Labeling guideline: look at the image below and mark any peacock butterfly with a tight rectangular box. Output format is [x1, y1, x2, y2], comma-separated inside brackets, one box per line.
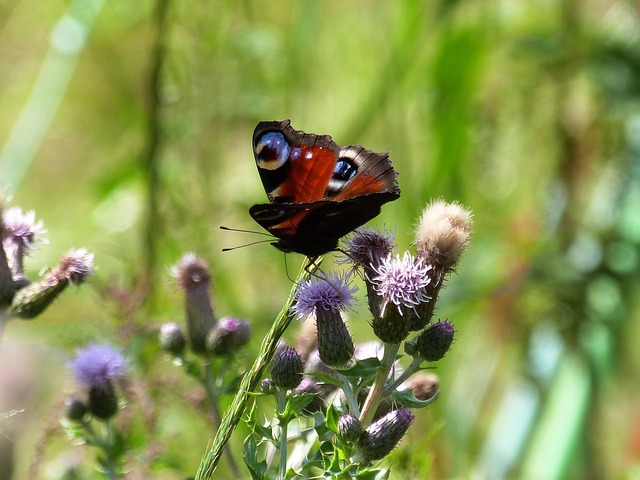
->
[249, 119, 400, 257]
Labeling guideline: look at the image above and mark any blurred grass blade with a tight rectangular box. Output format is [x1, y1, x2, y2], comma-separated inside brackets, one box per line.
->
[520, 352, 591, 480]
[0, 0, 105, 192]
[195, 256, 320, 479]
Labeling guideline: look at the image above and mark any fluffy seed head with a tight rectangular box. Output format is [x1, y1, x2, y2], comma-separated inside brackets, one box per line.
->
[1, 207, 47, 253]
[416, 200, 472, 271]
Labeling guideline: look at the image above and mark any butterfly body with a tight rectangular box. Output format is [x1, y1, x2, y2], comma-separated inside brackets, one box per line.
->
[250, 120, 400, 257]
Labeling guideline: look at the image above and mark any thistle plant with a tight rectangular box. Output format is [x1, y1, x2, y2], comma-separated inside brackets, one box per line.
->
[208, 199, 472, 479]
[63, 344, 129, 480]
[0, 199, 95, 338]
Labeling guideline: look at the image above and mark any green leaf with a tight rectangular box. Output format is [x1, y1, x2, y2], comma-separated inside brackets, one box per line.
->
[243, 434, 267, 480]
[325, 404, 340, 434]
[335, 357, 382, 378]
[285, 392, 317, 417]
[391, 387, 439, 408]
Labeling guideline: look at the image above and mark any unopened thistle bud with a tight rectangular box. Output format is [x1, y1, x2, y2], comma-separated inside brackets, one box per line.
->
[159, 322, 186, 355]
[416, 320, 455, 362]
[338, 414, 363, 443]
[172, 253, 216, 355]
[371, 253, 432, 343]
[64, 396, 88, 422]
[415, 199, 472, 273]
[357, 408, 415, 461]
[271, 347, 303, 390]
[11, 248, 95, 319]
[293, 274, 355, 367]
[69, 344, 127, 421]
[205, 316, 251, 356]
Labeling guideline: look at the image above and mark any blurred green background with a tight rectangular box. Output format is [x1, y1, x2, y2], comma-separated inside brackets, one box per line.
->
[1, 0, 640, 478]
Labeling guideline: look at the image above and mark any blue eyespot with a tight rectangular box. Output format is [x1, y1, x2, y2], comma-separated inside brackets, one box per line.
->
[256, 132, 290, 170]
[333, 158, 357, 181]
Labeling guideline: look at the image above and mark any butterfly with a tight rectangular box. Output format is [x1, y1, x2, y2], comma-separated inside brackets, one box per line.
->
[249, 120, 400, 257]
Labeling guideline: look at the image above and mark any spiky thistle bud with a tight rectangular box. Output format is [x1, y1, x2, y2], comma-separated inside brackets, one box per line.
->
[159, 322, 186, 355]
[64, 396, 88, 422]
[205, 317, 251, 356]
[293, 274, 355, 366]
[357, 408, 415, 461]
[172, 253, 216, 355]
[370, 252, 432, 343]
[271, 347, 303, 390]
[338, 414, 363, 443]
[416, 320, 455, 362]
[10, 248, 95, 319]
[69, 344, 127, 421]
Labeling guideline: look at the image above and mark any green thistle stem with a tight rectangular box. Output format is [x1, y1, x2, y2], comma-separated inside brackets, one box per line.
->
[382, 356, 423, 395]
[276, 389, 289, 479]
[195, 257, 320, 479]
[359, 342, 399, 426]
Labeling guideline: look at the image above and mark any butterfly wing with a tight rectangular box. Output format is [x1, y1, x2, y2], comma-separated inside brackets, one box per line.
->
[250, 120, 400, 256]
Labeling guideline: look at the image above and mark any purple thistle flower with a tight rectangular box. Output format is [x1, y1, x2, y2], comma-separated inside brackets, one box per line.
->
[341, 226, 396, 272]
[2, 207, 47, 254]
[293, 273, 356, 319]
[70, 343, 127, 392]
[372, 252, 432, 316]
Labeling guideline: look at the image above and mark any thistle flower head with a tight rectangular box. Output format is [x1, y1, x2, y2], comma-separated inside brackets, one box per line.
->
[372, 252, 432, 316]
[172, 253, 216, 355]
[1, 207, 47, 253]
[271, 347, 304, 390]
[415, 199, 472, 271]
[159, 322, 187, 355]
[416, 320, 455, 362]
[172, 253, 212, 290]
[338, 414, 363, 442]
[342, 226, 395, 271]
[293, 273, 356, 319]
[69, 343, 127, 392]
[52, 248, 95, 285]
[206, 316, 252, 356]
[357, 408, 415, 461]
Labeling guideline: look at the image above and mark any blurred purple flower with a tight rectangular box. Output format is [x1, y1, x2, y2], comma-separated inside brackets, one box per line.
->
[69, 343, 127, 392]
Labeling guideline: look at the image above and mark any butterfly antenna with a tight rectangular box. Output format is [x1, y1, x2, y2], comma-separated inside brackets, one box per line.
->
[220, 225, 274, 237]
[221, 239, 274, 252]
